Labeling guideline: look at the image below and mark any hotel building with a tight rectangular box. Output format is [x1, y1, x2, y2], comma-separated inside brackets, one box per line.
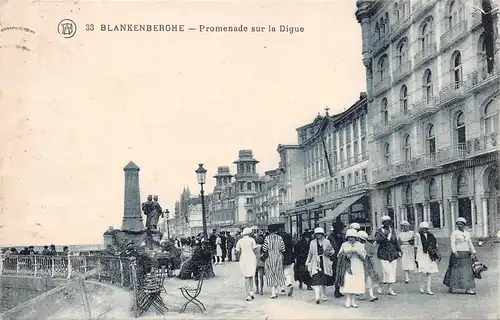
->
[355, 0, 499, 237]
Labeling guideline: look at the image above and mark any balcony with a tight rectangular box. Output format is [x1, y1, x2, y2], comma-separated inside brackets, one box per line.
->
[411, 97, 438, 120]
[465, 133, 499, 157]
[441, 21, 468, 50]
[372, 33, 390, 56]
[372, 166, 392, 183]
[436, 143, 466, 164]
[373, 76, 391, 96]
[467, 57, 500, 93]
[414, 43, 437, 68]
[391, 111, 412, 131]
[411, 153, 438, 172]
[372, 121, 392, 139]
[412, 0, 436, 21]
[438, 82, 466, 107]
[471, 10, 482, 30]
[390, 16, 411, 41]
[392, 60, 412, 83]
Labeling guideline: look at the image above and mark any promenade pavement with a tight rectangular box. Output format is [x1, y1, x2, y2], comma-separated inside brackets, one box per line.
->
[140, 242, 500, 320]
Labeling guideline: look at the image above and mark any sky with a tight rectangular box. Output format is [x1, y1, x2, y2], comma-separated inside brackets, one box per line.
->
[0, 0, 365, 245]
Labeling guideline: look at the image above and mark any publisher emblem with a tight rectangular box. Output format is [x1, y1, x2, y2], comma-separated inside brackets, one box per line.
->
[57, 19, 77, 39]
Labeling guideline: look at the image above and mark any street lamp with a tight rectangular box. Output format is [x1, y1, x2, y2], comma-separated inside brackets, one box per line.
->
[195, 163, 208, 239]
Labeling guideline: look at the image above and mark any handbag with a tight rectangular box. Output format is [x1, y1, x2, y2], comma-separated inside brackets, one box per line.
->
[260, 247, 268, 262]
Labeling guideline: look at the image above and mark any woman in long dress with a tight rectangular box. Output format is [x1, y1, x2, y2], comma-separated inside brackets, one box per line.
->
[253, 235, 265, 295]
[414, 221, 439, 295]
[235, 227, 258, 301]
[215, 235, 223, 264]
[338, 229, 366, 308]
[294, 232, 312, 290]
[262, 224, 286, 299]
[306, 227, 335, 304]
[397, 221, 416, 283]
[443, 217, 477, 295]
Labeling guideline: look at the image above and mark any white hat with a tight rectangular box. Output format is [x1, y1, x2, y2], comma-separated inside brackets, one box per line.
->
[349, 222, 361, 230]
[381, 215, 391, 222]
[345, 228, 358, 238]
[419, 221, 429, 229]
[456, 217, 467, 224]
[357, 230, 368, 240]
[242, 227, 253, 236]
[400, 220, 410, 226]
[330, 226, 335, 231]
[314, 227, 325, 235]
[140, 242, 146, 247]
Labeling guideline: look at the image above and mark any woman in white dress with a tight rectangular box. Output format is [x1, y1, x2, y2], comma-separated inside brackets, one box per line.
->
[235, 227, 258, 301]
[414, 221, 439, 295]
[215, 235, 223, 264]
[338, 229, 366, 308]
[397, 221, 416, 283]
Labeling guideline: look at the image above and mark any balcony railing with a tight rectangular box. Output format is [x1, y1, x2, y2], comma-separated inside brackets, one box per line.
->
[372, 33, 390, 55]
[436, 143, 467, 163]
[471, 10, 482, 29]
[373, 76, 391, 96]
[390, 16, 411, 40]
[439, 81, 466, 106]
[412, 0, 436, 20]
[372, 120, 391, 139]
[441, 21, 468, 49]
[414, 43, 437, 67]
[392, 60, 412, 83]
[411, 97, 438, 119]
[467, 57, 500, 92]
[391, 111, 412, 130]
[412, 153, 438, 171]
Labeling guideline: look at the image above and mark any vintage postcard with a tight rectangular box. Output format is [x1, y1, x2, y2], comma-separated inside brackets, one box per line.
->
[0, 0, 498, 319]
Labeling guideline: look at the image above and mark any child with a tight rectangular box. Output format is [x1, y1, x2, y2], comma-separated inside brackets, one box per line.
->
[253, 235, 265, 295]
[337, 229, 366, 308]
[357, 231, 380, 302]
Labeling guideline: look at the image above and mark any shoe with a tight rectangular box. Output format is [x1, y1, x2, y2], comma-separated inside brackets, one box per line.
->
[334, 291, 343, 298]
[321, 296, 328, 301]
[307, 286, 313, 291]
[448, 288, 453, 293]
[370, 297, 378, 302]
[299, 283, 303, 290]
[426, 290, 434, 295]
[387, 289, 396, 296]
[344, 302, 351, 308]
[420, 287, 425, 294]
[316, 299, 320, 304]
[250, 291, 255, 299]
[377, 287, 383, 294]
[288, 286, 294, 297]
[270, 294, 278, 299]
[246, 296, 252, 301]
[465, 290, 476, 295]
[405, 279, 410, 283]
[352, 304, 359, 308]
[255, 290, 260, 294]
[357, 294, 365, 300]
[260, 291, 264, 295]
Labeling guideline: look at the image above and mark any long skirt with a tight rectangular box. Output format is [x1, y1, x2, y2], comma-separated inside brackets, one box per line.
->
[310, 257, 334, 287]
[294, 262, 311, 285]
[341, 257, 365, 294]
[380, 260, 397, 283]
[264, 253, 285, 287]
[443, 251, 475, 290]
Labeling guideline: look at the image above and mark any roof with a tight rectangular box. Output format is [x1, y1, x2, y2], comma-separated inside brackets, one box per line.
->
[123, 161, 140, 170]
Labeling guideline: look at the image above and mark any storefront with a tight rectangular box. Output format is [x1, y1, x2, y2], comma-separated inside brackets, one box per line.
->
[285, 197, 337, 236]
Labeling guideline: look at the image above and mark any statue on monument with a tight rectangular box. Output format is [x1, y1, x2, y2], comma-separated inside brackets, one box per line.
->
[151, 195, 164, 229]
[142, 194, 155, 229]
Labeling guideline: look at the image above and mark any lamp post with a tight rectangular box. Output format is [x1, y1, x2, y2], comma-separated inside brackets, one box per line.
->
[164, 209, 170, 239]
[195, 163, 208, 239]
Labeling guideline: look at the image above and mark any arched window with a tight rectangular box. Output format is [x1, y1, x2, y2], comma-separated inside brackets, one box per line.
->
[424, 69, 433, 102]
[455, 111, 466, 144]
[381, 98, 389, 125]
[380, 17, 385, 36]
[452, 51, 462, 88]
[457, 171, 468, 195]
[393, 3, 400, 21]
[378, 55, 388, 80]
[420, 17, 434, 50]
[447, 0, 464, 30]
[400, 85, 408, 114]
[386, 189, 393, 206]
[484, 99, 499, 134]
[427, 124, 436, 155]
[429, 178, 438, 199]
[405, 185, 412, 204]
[403, 134, 411, 162]
[247, 182, 252, 190]
[478, 33, 495, 77]
[247, 209, 254, 221]
[397, 38, 408, 66]
[385, 12, 390, 30]
[375, 21, 380, 39]
[384, 142, 391, 166]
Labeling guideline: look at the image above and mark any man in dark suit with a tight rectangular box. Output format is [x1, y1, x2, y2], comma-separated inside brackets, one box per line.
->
[208, 229, 218, 263]
[278, 225, 295, 296]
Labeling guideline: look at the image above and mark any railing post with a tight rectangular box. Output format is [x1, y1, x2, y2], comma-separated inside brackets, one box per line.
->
[51, 257, 55, 278]
[34, 256, 38, 277]
[16, 257, 19, 275]
[119, 258, 124, 286]
[67, 255, 72, 279]
[97, 258, 101, 282]
[83, 256, 87, 274]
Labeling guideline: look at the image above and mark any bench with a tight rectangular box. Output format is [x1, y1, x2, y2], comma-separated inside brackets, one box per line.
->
[179, 276, 206, 313]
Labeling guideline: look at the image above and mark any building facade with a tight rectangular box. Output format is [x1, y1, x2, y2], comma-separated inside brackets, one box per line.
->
[252, 169, 284, 232]
[173, 187, 205, 236]
[207, 166, 238, 232]
[278, 95, 372, 236]
[355, 0, 499, 237]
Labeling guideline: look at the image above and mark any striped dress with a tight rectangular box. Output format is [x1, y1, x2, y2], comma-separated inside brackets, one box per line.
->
[262, 233, 286, 287]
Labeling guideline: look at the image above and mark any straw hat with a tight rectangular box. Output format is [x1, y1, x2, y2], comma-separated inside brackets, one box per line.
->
[349, 222, 361, 230]
[314, 227, 325, 235]
[419, 221, 429, 229]
[357, 230, 368, 240]
[381, 215, 391, 222]
[345, 228, 358, 238]
[242, 227, 253, 236]
[456, 217, 467, 225]
[400, 220, 410, 226]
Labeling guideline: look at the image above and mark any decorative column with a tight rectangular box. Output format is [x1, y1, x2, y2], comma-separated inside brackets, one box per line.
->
[438, 200, 444, 229]
[423, 202, 430, 222]
[400, 205, 406, 222]
[450, 198, 457, 227]
[413, 204, 419, 230]
[121, 161, 145, 232]
[470, 197, 476, 235]
[482, 196, 489, 237]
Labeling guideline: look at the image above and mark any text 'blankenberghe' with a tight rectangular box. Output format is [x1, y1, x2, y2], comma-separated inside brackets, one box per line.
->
[98, 24, 305, 34]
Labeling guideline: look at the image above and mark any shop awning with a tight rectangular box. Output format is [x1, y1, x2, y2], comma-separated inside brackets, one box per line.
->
[318, 193, 365, 223]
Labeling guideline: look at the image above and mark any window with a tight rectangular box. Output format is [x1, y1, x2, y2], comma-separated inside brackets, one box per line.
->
[378, 55, 388, 80]
[347, 144, 351, 164]
[361, 137, 366, 156]
[329, 180, 333, 193]
[380, 17, 385, 36]
[341, 176, 346, 188]
[354, 140, 359, 159]
[393, 3, 400, 21]
[396, 38, 408, 67]
[420, 17, 434, 50]
[457, 171, 468, 195]
[381, 98, 389, 125]
[252, 163, 256, 173]
[246, 198, 253, 204]
[319, 159, 324, 173]
[484, 99, 499, 134]
[246, 164, 251, 172]
[360, 114, 366, 134]
[239, 164, 244, 173]
[403, 134, 411, 162]
[353, 118, 358, 137]
[247, 182, 252, 190]
[355, 171, 360, 184]
[348, 173, 353, 186]
[447, 0, 464, 30]
[340, 147, 344, 164]
[455, 111, 466, 144]
[239, 182, 244, 191]
[427, 124, 437, 155]
[346, 124, 351, 142]
[386, 189, 393, 206]
[362, 168, 367, 182]
[384, 142, 391, 166]
[424, 69, 433, 102]
[334, 178, 339, 190]
[400, 85, 408, 114]
[339, 131, 344, 145]
[325, 182, 329, 194]
[375, 21, 380, 39]
[429, 178, 438, 199]
[452, 51, 462, 88]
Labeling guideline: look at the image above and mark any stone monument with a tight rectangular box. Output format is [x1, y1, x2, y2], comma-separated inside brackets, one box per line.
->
[103, 161, 147, 251]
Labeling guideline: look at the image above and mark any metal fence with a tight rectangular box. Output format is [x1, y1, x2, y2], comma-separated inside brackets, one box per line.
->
[0, 255, 134, 289]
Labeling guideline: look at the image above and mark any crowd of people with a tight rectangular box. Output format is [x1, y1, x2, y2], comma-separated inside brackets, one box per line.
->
[229, 216, 486, 308]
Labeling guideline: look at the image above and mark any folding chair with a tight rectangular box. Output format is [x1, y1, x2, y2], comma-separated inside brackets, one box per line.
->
[179, 277, 206, 313]
[136, 272, 169, 316]
[155, 266, 168, 295]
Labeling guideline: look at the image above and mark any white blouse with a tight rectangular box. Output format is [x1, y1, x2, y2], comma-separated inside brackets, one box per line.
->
[450, 230, 476, 254]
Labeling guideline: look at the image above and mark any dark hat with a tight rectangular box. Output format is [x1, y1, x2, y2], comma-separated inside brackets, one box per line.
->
[268, 223, 282, 233]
